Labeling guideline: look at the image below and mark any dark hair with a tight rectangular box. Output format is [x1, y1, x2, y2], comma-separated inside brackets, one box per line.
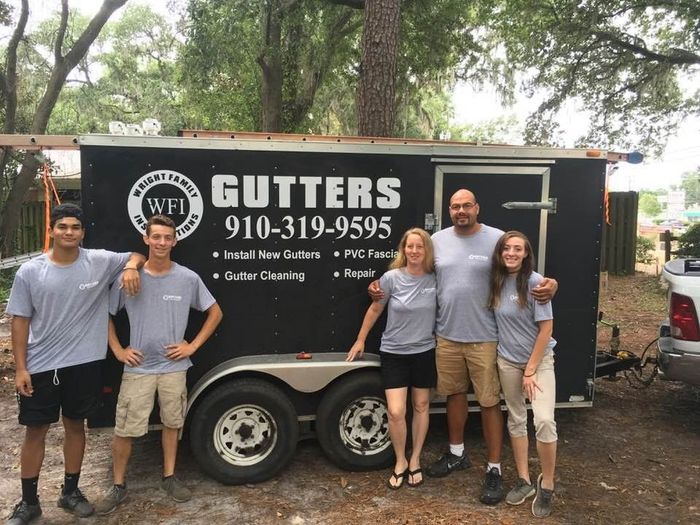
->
[145, 214, 177, 236]
[50, 203, 84, 228]
[488, 231, 534, 309]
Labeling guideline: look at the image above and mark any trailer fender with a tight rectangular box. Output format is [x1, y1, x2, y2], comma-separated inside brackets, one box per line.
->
[187, 352, 380, 417]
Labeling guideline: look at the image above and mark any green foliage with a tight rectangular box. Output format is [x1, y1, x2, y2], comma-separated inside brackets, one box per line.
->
[179, 0, 495, 137]
[680, 169, 700, 208]
[636, 235, 655, 264]
[638, 193, 662, 217]
[488, 0, 699, 155]
[0, 267, 16, 303]
[50, 5, 185, 135]
[677, 223, 700, 258]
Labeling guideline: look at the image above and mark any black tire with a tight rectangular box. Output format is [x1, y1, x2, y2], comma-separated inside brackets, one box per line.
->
[315, 371, 393, 471]
[189, 378, 299, 485]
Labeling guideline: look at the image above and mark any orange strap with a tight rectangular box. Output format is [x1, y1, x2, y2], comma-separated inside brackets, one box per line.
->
[42, 164, 62, 252]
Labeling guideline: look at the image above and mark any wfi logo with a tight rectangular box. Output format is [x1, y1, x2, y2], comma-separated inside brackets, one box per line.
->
[127, 170, 204, 239]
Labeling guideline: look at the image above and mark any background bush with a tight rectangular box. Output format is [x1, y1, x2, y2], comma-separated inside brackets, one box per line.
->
[636, 236, 656, 264]
[676, 224, 700, 258]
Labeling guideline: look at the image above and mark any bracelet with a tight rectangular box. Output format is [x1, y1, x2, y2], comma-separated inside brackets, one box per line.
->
[123, 266, 138, 271]
[523, 371, 536, 377]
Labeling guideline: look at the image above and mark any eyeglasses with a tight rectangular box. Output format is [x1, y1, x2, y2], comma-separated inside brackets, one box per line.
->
[449, 202, 476, 211]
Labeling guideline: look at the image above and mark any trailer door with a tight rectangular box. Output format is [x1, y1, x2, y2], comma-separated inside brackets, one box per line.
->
[432, 161, 554, 272]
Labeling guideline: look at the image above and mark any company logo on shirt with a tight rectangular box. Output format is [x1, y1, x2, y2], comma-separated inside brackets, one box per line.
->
[127, 170, 204, 240]
[162, 295, 183, 301]
[468, 254, 489, 261]
[79, 281, 99, 290]
[420, 287, 437, 294]
[509, 294, 519, 302]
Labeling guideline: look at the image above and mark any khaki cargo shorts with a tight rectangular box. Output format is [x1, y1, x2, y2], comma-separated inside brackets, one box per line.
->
[435, 336, 501, 407]
[115, 371, 187, 438]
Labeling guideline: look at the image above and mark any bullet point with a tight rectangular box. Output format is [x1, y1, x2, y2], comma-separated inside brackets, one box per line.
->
[212, 251, 219, 258]
[334, 251, 340, 257]
[213, 273, 220, 279]
[333, 271, 340, 278]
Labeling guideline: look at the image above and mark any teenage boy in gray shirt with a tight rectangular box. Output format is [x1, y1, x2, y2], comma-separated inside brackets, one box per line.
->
[7, 203, 144, 525]
[370, 189, 557, 505]
[95, 214, 222, 515]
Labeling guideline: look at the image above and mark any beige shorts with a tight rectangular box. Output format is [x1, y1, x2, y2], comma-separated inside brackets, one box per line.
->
[114, 371, 187, 438]
[497, 353, 557, 443]
[435, 336, 501, 407]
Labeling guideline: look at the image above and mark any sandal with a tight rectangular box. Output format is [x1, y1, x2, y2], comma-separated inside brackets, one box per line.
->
[407, 468, 424, 487]
[387, 468, 408, 490]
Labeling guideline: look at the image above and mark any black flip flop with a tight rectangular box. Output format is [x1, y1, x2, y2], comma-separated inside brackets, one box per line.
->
[387, 468, 408, 490]
[407, 468, 424, 487]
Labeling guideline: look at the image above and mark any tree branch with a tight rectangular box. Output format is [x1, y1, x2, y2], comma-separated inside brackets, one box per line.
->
[326, 0, 364, 9]
[3, 0, 29, 134]
[594, 30, 700, 65]
[32, 0, 128, 133]
[54, 0, 69, 62]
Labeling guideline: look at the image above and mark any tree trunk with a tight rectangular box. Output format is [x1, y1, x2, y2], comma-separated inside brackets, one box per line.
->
[356, 0, 400, 137]
[259, 1, 284, 132]
[285, 10, 361, 132]
[0, 0, 127, 256]
[0, 0, 29, 204]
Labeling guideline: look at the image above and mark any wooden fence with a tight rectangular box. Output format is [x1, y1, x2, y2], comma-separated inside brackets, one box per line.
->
[601, 191, 638, 275]
[16, 201, 45, 254]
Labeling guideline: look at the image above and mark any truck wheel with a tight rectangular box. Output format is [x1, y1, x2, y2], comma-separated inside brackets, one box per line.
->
[315, 371, 393, 471]
[189, 378, 299, 485]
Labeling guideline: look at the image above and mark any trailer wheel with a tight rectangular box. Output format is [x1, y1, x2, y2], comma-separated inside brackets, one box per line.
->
[315, 371, 393, 471]
[189, 378, 298, 485]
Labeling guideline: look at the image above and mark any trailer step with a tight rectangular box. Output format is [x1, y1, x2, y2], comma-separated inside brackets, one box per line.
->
[0, 250, 42, 270]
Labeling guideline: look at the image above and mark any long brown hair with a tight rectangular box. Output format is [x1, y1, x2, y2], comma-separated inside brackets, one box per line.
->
[389, 227, 435, 273]
[488, 231, 534, 309]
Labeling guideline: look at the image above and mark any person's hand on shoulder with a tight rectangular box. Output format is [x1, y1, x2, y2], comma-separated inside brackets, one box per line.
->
[368, 279, 384, 301]
[531, 277, 558, 304]
[120, 267, 141, 296]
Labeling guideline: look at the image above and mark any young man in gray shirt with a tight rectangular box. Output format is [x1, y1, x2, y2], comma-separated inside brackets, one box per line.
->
[7, 203, 144, 525]
[95, 214, 222, 515]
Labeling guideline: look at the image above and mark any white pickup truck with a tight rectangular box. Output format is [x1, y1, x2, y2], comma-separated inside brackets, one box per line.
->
[659, 259, 700, 386]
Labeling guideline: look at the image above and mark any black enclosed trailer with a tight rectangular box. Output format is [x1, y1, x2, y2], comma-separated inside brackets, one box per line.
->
[8, 132, 619, 484]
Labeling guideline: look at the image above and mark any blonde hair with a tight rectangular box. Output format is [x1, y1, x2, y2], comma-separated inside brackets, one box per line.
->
[389, 227, 435, 273]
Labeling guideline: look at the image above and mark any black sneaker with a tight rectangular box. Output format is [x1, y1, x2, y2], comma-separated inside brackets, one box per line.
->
[57, 487, 94, 518]
[480, 466, 504, 505]
[8, 499, 42, 525]
[531, 473, 554, 517]
[425, 451, 470, 478]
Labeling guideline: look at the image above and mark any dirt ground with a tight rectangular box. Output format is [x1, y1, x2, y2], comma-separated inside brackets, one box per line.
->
[0, 272, 698, 524]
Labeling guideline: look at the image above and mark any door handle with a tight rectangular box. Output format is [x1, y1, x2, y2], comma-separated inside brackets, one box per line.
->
[502, 198, 557, 214]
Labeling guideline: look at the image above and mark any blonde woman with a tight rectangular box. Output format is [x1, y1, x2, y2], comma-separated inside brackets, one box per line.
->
[488, 231, 557, 518]
[347, 228, 437, 489]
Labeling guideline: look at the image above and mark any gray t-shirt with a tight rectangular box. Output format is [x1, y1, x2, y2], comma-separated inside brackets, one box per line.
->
[110, 262, 216, 374]
[7, 248, 131, 374]
[432, 224, 504, 342]
[494, 272, 557, 364]
[378, 268, 437, 354]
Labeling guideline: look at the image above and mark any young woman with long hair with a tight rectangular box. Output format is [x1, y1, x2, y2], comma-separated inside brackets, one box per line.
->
[488, 230, 558, 518]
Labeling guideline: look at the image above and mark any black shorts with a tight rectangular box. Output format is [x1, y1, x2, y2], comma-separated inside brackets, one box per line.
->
[17, 361, 103, 426]
[379, 348, 437, 390]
